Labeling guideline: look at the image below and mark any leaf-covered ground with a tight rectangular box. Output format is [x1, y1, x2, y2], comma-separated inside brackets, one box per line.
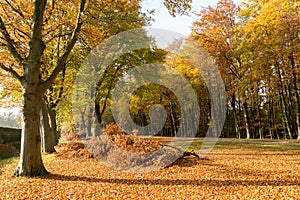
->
[0, 141, 299, 199]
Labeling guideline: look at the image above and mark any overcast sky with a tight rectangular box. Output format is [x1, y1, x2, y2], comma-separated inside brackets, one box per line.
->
[141, 0, 242, 35]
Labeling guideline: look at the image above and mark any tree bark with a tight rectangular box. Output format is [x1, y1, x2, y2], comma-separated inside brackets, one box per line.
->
[48, 108, 60, 145]
[290, 54, 300, 140]
[14, 87, 48, 177]
[232, 93, 240, 139]
[242, 102, 250, 139]
[276, 64, 293, 139]
[13, 0, 48, 177]
[41, 103, 56, 153]
[86, 108, 93, 138]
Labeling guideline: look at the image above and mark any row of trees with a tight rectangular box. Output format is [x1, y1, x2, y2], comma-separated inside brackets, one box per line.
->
[0, 0, 192, 177]
[191, 0, 299, 139]
[0, 0, 298, 177]
[85, 0, 299, 141]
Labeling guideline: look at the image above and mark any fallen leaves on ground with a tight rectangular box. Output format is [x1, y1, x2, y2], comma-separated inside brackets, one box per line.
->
[0, 142, 299, 199]
[102, 123, 163, 153]
[54, 130, 193, 172]
[54, 141, 92, 159]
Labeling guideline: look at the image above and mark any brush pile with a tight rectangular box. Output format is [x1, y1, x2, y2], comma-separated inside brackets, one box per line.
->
[85, 123, 200, 172]
[54, 124, 200, 171]
[54, 132, 92, 159]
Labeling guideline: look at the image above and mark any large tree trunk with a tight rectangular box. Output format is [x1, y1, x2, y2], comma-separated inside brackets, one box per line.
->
[14, 87, 48, 177]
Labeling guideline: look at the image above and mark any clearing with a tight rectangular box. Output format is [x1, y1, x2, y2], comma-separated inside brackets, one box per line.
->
[0, 138, 299, 199]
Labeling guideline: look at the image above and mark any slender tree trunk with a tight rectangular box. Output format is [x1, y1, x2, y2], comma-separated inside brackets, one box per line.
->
[294, 82, 300, 140]
[41, 103, 56, 153]
[258, 110, 263, 140]
[168, 102, 176, 137]
[277, 65, 293, 139]
[48, 108, 59, 145]
[242, 102, 250, 139]
[14, 87, 48, 177]
[268, 99, 274, 139]
[285, 84, 296, 137]
[86, 86, 95, 138]
[296, 102, 300, 140]
[86, 107, 93, 139]
[257, 90, 263, 140]
[280, 86, 293, 139]
[290, 55, 300, 139]
[232, 94, 240, 139]
[80, 111, 86, 136]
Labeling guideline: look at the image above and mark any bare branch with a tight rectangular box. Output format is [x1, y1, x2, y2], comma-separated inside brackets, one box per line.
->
[45, 32, 73, 45]
[43, 22, 68, 37]
[0, 16, 24, 64]
[14, 27, 31, 39]
[0, 62, 24, 83]
[40, 0, 87, 91]
[2, 0, 32, 29]
[44, 0, 56, 25]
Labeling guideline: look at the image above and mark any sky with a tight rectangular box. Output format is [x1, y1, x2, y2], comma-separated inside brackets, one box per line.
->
[141, 0, 242, 36]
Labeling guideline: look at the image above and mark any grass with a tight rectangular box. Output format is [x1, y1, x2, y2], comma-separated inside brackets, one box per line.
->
[179, 138, 300, 151]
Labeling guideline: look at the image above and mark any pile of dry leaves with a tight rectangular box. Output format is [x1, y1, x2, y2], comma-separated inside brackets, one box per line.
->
[54, 132, 92, 159]
[101, 123, 163, 153]
[54, 123, 199, 172]
[85, 123, 186, 172]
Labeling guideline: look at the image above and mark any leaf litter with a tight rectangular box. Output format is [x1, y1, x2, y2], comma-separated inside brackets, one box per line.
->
[0, 130, 299, 199]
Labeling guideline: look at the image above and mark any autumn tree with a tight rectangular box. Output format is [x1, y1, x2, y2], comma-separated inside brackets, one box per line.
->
[81, 0, 194, 134]
[191, 0, 250, 138]
[0, 0, 87, 176]
[238, 0, 300, 139]
[191, 0, 299, 139]
[0, 0, 194, 177]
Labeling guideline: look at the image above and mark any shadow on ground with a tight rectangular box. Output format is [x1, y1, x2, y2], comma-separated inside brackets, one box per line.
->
[42, 173, 299, 186]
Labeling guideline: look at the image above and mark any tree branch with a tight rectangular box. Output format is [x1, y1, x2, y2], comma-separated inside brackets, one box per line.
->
[40, 0, 86, 91]
[45, 32, 73, 45]
[4, 0, 25, 19]
[28, 0, 47, 63]
[0, 16, 24, 64]
[0, 62, 24, 83]
[14, 27, 31, 39]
